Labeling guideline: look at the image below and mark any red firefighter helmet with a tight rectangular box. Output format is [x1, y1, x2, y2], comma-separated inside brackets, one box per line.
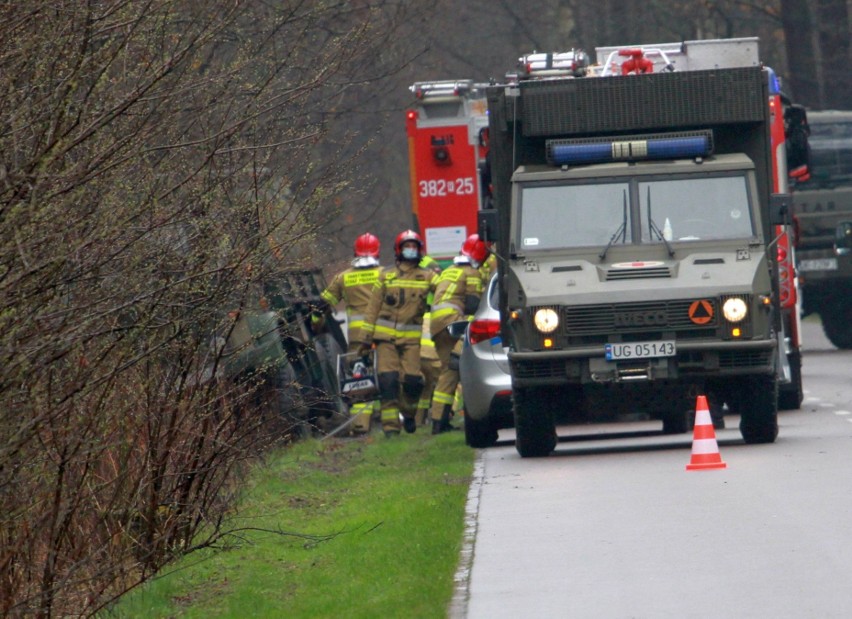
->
[461, 233, 488, 264]
[394, 229, 424, 259]
[354, 232, 380, 257]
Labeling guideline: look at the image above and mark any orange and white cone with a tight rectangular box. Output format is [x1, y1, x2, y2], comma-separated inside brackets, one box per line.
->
[686, 395, 727, 471]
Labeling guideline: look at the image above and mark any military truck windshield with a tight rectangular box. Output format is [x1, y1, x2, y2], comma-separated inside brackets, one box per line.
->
[518, 174, 753, 251]
[519, 181, 632, 250]
[639, 175, 754, 242]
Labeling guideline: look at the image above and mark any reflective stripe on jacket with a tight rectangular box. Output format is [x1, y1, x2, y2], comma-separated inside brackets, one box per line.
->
[363, 261, 438, 344]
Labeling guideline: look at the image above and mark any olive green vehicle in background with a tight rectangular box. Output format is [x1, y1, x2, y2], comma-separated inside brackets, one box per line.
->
[793, 110, 852, 349]
[480, 38, 803, 457]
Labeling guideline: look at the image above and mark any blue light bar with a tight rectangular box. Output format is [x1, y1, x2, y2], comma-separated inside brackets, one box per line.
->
[546, 130, 714, 166]
[765, 67, 781, 95]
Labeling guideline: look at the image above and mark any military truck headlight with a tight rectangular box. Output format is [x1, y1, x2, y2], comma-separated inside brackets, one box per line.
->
[534, 308, 559, 333]
[722, 297, 748, 322]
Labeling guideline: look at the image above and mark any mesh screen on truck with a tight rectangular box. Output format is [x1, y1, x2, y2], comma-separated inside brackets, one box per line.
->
[518, 67, 766, 137]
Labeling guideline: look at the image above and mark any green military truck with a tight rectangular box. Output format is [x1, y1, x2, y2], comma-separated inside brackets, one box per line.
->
[480, 39, 798, 457]
[792, 110, 852, 349]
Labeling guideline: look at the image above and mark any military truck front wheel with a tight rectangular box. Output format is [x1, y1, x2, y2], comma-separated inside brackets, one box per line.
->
[512, 386, 557, 457]
[739, 375, 779, 444]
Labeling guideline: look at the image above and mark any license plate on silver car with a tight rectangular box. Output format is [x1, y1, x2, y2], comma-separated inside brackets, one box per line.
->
[798, 258, 838, 272]
[605, 340, 676, 361]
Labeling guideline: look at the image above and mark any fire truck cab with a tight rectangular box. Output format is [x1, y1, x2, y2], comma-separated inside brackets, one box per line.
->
[406, 80, 490, 264]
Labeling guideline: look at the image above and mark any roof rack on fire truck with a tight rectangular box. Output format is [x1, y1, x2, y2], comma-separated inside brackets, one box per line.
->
[517, 49, 590, 79]
[410, 80, 481, 102]
[595, 37, 760, 76]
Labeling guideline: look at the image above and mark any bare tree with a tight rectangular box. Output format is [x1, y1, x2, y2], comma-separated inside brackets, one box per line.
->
[0, 1, 428, 615]
[813, 0, 851, 108]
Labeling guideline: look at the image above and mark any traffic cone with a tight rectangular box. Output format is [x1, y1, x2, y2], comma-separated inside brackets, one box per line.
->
[686, 395, 727, 471]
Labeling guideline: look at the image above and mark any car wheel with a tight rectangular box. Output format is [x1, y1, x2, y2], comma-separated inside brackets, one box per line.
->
[464, 411, 499, 448]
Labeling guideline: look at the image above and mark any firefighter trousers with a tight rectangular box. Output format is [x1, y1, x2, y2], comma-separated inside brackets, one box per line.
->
[346, 342, 378, 434]
[417, 357, 441, 425]
[375, 340, 424, 434]
[430, 328, 462, 423]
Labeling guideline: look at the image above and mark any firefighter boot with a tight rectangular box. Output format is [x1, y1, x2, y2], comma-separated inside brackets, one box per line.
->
[432, 405, 454, 435]
[403, 415, 417, 434]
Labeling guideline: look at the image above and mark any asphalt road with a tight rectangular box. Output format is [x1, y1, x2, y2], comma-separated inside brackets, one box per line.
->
[453, 320, 852, 619]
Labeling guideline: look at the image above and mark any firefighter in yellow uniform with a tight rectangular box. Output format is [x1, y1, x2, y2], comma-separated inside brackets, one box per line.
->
[416, 254, 443, 426]
[480, 250, 497, 283]
[429, 234, 488, 434]
[360, 230, 438, 436]
[318, 232, 382, 434]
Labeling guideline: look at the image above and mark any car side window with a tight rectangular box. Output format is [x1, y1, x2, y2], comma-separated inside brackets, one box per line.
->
[488, 275, 499, 310]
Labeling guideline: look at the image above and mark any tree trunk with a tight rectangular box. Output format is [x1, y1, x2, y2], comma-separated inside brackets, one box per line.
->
[780, 0, 820, 105]
[816, 0, 851, 109]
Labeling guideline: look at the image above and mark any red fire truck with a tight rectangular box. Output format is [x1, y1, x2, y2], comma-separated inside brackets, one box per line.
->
[406, 80, 490, 264]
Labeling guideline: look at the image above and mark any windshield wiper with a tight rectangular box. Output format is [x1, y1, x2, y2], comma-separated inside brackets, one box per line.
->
[646, 187, 675, 257]
[599, 190, 628, 261]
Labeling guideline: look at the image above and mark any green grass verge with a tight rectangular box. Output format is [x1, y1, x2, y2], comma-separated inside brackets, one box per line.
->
[107, 430, 474, 619]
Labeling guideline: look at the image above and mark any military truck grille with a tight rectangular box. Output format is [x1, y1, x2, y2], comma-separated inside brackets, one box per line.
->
[512, 358, 566, 380]
[719, 350, 772, 369]
[562, 300, 717, 335]
[605, 266, 671, 281]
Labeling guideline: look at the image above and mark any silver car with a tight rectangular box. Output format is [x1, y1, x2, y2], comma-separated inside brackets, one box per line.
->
[453, 274, 513, 448]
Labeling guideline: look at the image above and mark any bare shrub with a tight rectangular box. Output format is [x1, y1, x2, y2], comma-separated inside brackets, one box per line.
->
[0, 1, 426, 615]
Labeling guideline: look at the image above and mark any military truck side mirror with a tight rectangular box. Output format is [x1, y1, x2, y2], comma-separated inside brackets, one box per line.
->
[478, 208, 499, 243]
[836, 222, 852, 256]
[768, 193, 792, 226]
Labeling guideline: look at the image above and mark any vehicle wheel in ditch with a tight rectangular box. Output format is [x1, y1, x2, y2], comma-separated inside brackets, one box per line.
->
[777, 350, 803, 411]
[739, 375, 779, 444]
[512, 386, 557, 458]
[464, 411, 499, 448]
[821, 307, 852, 350]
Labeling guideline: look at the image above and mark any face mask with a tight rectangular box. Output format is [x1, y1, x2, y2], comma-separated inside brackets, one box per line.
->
[401, 247, 419, 260]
